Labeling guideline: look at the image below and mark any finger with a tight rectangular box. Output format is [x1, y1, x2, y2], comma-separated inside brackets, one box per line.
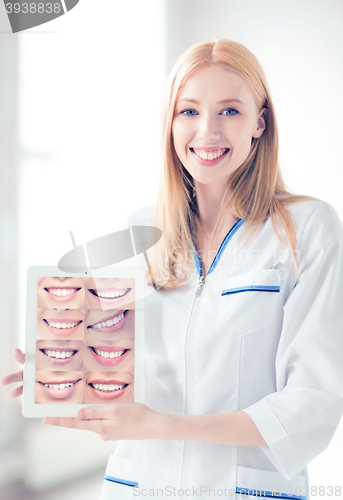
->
[14, 348, 25, 365]
[77, 404, 122, 420]
[10, 385, 23, 398]
[1, 370, 23, 386]
[43, 417, 106, 434]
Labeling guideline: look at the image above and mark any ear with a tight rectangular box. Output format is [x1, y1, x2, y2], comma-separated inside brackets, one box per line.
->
[252, 107, 267, 139]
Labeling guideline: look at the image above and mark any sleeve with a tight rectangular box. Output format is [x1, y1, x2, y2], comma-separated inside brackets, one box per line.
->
[243, 202, 343, 480]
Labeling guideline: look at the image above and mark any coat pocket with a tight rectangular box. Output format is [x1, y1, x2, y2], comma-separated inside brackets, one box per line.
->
[100, 455, 143, 500]
[215, 269, 281, 334]
[236, 465, 308, 499]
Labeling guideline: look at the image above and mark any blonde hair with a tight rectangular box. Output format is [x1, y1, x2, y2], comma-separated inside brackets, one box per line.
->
[149, 40, 317, 289]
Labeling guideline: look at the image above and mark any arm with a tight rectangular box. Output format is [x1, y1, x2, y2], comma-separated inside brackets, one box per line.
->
[44, 404, 267, 446]
[243, 202, 343, 479]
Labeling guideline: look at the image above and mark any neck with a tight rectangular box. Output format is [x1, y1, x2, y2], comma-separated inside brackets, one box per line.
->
[194, 181, 233, 234]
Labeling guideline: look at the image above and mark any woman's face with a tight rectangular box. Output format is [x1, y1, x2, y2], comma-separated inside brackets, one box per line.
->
[84, 309, 134, 341]
[83, 371, 134, 404]
[172, 65, 265, 190]
[37, 309, 84, 340]
[84, 339, 134, 372]
[35, 371, 83, 404]
[38, 277, 85, 309]
[84, 278, 135, 310]
[36, 340, 84, 371]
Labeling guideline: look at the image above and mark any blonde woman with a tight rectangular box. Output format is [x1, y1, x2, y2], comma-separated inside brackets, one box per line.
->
[3, 40, 343, 499]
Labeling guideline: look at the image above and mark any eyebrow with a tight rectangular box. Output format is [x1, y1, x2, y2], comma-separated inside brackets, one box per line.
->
[177, 98, 244, 105]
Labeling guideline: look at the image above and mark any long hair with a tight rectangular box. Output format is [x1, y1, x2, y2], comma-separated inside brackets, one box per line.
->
[149, 40, 316, 289]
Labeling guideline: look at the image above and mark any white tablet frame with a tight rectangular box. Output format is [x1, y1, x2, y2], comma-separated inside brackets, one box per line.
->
[23, 266, 145, 418]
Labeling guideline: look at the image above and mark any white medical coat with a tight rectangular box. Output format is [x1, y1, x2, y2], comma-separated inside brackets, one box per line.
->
[101, 200, 343, 500]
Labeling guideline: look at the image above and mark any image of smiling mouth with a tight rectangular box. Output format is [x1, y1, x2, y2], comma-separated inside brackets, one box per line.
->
[190, 147, 230, 163]
[88, 379, 129, 400]
[45, 287, 81, 302]
[43, 318, 83, 337]
[88, 288, 131, 304]
[37, 378, 82, 400]
[87, 310, 127, 333]
[40, 348, 78, 364]
[89, 345, 130, 366]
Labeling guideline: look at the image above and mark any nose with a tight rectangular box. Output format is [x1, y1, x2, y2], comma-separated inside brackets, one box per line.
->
[196, 114, 220, 142]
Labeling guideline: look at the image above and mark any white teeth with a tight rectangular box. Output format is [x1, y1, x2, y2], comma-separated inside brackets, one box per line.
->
[43, 349, 75, 359]
[90, 312, 124, 329]
[44, 381, 76, 389]
[95, 289, 127, 299]
[93, 348, 125, 358]
[193, 148, 227, 160]
[91, 383, 125, 391]
[47, 288, 78, 296]
[45, 319, 79, 329]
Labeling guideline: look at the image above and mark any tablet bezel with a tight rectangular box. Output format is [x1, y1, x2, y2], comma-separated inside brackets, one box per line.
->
[23, 266, 145, 418]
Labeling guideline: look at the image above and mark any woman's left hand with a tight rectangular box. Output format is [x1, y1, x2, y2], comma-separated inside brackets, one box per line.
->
[43, 403, 163, 441]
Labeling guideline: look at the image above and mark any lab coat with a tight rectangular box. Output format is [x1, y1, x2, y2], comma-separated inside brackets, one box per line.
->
[100, 200, 343, 500]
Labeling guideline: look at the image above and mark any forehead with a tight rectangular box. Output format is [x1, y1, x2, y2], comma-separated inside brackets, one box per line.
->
[177, 65, 255, 104]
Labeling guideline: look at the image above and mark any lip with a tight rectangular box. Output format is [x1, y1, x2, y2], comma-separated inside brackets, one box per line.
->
[87, 379, 129, 400]
[87, 310, 127, 333]
[89, 345, 130, 367]
[44, 287, 81, 303]
[190, 147, 230, 166]
[43, 318, 83, 337]
[37, 379, 81, 400]
[88, 288, 132, 306]
[40, 348, 78, 365]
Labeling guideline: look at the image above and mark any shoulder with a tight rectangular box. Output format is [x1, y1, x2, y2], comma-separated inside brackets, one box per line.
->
[127, 205, 155, 227]
[285, 199, 343, 240]
[283, 200, 343, 265]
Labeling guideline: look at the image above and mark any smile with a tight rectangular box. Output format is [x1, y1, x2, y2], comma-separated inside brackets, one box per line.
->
[46, 287, 79, 297]
[191, 148, 229, 160]
[91, 347, 126, 358]
[89, 288, 130, 299]
[43, 317, 83, 337]
[44, 319, 82, 329]
[41, 349, 77, 359]
[90, 382, 127, 391]
[88, 379, 129, 400]
[37, 378, 82, 400]
[87, 311, 126, 332]
[89, 345, 130, 366]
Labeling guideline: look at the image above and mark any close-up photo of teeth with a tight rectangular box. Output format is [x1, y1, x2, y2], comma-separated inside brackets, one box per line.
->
[83, 371, 134, 404]
[84, 339, 134, 372]
[37, 276, 85, 309]
[35, 371, 84, 404]
[84, 309, 134, 340]
[37, 308, 84, 340]
[84, 277, 135, 310]
[36, 340, 84, 371]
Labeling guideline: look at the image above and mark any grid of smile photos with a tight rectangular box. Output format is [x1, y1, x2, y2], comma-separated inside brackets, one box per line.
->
[35, 276, 135, 404]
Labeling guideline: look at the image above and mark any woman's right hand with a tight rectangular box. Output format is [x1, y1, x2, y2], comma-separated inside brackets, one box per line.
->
[1, 348, 25, 398]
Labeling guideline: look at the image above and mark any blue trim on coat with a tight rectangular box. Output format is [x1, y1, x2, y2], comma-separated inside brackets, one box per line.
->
[195, 218, 244, 277]
[222, 285, 280, 295]
[103, 475, 139, 487]
[236, 487, 306, 500]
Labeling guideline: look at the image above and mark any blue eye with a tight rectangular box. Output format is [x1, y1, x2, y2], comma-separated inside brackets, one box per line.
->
[180, 109, 198, 116]
[221, 108, 239, 116]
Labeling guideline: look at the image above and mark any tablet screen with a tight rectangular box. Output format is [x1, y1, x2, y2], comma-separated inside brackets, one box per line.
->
[24, 267, 145, 417]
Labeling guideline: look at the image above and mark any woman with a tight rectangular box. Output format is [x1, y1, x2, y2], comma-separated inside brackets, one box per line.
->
[2, 40, 343, 499]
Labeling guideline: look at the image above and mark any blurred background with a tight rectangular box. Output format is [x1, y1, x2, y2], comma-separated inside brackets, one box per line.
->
[0, 0, 343, 498]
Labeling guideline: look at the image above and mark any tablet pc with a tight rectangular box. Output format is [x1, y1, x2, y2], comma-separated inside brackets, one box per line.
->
[23, 266, 145, 418]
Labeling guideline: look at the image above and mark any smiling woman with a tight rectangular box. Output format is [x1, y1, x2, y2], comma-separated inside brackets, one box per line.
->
[2, 39, 343, 500]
